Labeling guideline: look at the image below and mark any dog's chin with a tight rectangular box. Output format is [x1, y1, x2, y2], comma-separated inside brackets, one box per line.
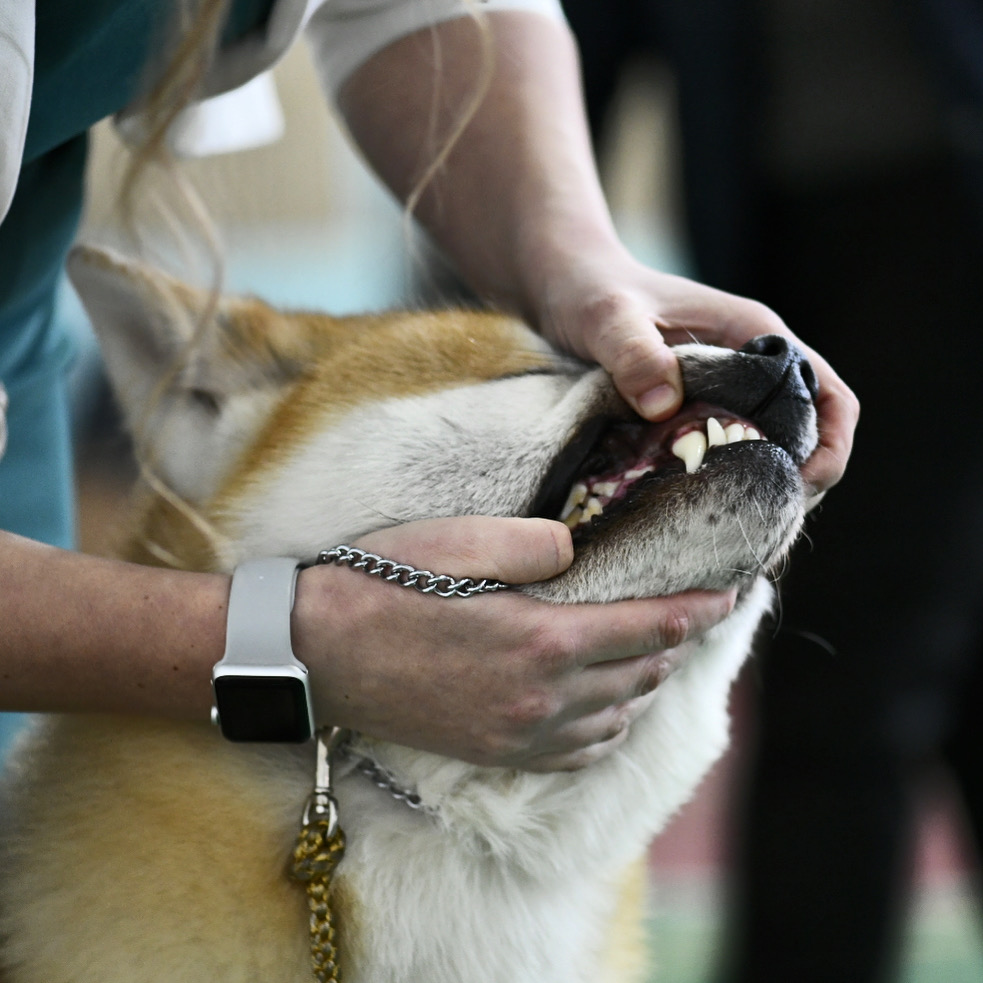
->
[524, 440, 805, 606]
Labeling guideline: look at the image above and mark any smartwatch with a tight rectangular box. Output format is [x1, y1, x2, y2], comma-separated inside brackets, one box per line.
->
[211, 557, 315, 743]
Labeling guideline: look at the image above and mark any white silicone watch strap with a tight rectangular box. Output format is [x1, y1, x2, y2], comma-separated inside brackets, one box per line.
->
[221, 557, 305, 669]
[212, 557, 314, 741]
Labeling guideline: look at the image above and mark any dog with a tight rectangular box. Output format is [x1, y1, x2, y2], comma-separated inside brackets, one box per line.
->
[0, 245, 818, 983]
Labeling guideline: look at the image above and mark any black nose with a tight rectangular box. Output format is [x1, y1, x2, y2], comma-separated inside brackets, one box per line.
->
[739, 334, 819, 402]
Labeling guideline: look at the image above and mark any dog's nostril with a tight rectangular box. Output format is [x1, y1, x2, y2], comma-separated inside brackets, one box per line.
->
[739, 334, 818, 401]
[796, 357, 820, 401]
[740, 334, 791, 359]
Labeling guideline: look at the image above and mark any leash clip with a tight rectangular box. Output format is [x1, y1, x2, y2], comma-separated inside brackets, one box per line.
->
[301, 726, 349, 833]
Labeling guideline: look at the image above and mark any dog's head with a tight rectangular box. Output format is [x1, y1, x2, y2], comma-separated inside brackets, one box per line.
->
[69, 245, 817, 604]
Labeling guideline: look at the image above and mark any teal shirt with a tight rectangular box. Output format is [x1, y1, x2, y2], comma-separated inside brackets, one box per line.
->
[0, 0, 272, 759]
[0, 0, 271, 548]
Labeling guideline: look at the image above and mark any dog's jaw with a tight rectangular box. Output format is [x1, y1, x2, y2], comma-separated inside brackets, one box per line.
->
[0, 248, 822, 983]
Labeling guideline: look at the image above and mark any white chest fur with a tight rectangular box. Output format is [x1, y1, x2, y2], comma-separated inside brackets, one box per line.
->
[0, 583, 763, 983]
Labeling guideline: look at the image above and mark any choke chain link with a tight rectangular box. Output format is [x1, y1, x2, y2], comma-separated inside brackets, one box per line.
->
[314, 545, 511, 598]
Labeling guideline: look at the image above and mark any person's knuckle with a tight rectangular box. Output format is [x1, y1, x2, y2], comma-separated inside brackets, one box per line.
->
[743, 299, 789, 336]
[583, 290, 634, 328]
[502, 688, 560, 731]
[633, 655, 671, 697]
[476, 729, 525, 766]
[552, 749, 596, 773]
[603, 709, 632, 740]
[562, 732, 627, 772]
[655, 606, 691, 650]
[527, 622, 577, 676]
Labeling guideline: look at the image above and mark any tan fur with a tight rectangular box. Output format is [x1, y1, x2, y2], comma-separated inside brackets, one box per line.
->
[121, 305, 556, 571]
[0, 246, 820, 983]
[215, 308, 556, 512]
[2, 717, 316, 980]
[598, 858, 651, 983]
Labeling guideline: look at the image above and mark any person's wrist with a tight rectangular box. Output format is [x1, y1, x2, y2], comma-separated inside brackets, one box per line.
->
[290, 562, 360, 730]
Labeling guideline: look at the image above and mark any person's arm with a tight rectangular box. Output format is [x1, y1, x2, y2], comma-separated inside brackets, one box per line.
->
[0, 519, 733, 771]
[0, 530, 227, 719]
[336, 10, 859, 497]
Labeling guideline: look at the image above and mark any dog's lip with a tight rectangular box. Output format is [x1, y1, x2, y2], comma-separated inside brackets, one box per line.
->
[529, 402, 766, 526]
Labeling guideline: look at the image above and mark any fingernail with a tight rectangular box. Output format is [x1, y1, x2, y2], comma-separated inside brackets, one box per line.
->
[636, 383, 680, 420]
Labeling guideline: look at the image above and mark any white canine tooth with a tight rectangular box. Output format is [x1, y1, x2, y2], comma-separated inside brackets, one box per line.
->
[591, 481, 618, 498]
[707, 417, 726, 448]
[583, 497, 604, 520]
[563, 506, 584, 529]
[671, 430, 708, 474]
[745, 427, 761, 440]
[559, 482, 588, 521]
[725, 423, 745, 444]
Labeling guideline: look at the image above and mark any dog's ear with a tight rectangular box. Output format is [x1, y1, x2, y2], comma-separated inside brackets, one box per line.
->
[67, 244, 320, 502]
[68, 245, 210, 425]
[67, 245, 319, 425]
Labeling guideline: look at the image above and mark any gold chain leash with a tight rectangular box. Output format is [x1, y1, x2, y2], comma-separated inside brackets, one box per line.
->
[290, 727, 348, 983]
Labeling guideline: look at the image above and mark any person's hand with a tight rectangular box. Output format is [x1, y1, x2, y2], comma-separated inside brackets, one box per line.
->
[339, 11, 856, 498]
[528, 246, 859, 501]
[291, 516, 735, 772]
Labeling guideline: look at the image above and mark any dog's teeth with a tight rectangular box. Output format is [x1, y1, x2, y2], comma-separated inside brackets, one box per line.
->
[671, 431, 708, 473]
[563, 506, 584, 529]
[559, 482, 588, 521]
[625, 465, 654, 481]
[707, 417, 726, 448]
[583, 497, 604, 520]
[724, 423, 746, 444]
[745, 427, 761, 440]
[591, 481, 618, 498]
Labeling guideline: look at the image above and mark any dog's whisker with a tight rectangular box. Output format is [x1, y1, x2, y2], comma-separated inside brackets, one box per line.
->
[7, 247, 823, 983]
[735, 513, 768, 575]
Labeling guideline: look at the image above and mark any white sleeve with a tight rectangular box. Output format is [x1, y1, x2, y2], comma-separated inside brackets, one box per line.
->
[0, 2, 34, 224]
[305, 0, 566, 96]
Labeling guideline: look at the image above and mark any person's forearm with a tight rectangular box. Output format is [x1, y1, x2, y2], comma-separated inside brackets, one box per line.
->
[338, 11, 618, 321]
[338, 10, 859, 493]
[0, 531, 228, 719]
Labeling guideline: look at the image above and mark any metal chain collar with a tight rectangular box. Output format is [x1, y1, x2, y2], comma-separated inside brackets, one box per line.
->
[343, 746, 430, 813]
[314, 545, 511, 598]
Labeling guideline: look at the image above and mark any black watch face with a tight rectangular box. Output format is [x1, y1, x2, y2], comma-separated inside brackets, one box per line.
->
[213, 675, 313, 742]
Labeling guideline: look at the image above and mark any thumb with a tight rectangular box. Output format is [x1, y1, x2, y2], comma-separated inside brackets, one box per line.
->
[585, 309, 684, 421]
[353, 516, 574, 585]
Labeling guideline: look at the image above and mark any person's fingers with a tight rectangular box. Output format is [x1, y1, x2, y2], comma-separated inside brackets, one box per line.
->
[520, 729, 631, 773]
[508, 647, 688, 771]
[651, 280, 860, 496]
[531, 685, 661, 753]
[578, 294, 684, 421]
[795, 344, 860, 497]
[650, 277, 791, 347]
[555, 589, 736, 668]
[563, 648, 690, 713]
[519, 696, 663, 772]
[354, 515, 574, 584]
